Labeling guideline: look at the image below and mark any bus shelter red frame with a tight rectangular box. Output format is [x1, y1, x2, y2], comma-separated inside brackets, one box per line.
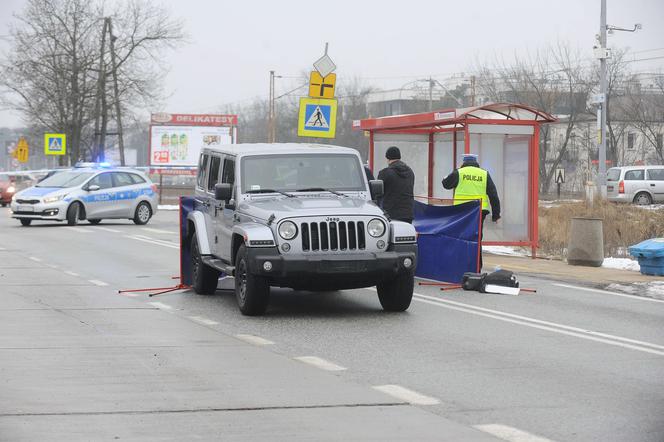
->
[354, 103, 557, 258]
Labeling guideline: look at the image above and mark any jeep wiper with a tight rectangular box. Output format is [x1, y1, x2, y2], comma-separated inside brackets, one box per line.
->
[296, 187, 348, 197]
[246, 188, 295, 198]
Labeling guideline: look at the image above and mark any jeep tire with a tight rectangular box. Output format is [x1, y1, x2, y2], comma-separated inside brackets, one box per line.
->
[20, 219, 32, 226]
[191, 234, 220, 295]
[234, 244, 270, 316]
[377, 272, 414, 312]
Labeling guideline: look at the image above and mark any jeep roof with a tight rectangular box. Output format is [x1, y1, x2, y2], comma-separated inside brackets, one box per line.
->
[201, 143, 362, 157]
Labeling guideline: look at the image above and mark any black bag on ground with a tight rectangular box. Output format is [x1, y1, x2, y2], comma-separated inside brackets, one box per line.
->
[462, 272, 486, 291]
[479, 269, 519, 293]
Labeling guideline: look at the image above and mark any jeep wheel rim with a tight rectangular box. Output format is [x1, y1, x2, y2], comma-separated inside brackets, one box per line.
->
[238, 259, 247, 303]
[138, 204, 150, 222]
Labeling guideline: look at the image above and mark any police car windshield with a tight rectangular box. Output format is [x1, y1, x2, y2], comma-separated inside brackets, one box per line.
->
[36, 171, 94, 188]
[241, 154, 365, 194]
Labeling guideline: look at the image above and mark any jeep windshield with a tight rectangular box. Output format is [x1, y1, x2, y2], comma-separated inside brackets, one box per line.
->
[36, 171, 94, 188]
[241, 154, 366, 194]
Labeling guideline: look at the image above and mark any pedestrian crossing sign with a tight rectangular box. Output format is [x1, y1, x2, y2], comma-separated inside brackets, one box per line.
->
[44, 133, 66, 155]
[297, 98, 337, 139]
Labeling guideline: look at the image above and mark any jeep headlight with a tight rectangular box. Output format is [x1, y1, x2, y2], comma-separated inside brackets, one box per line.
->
[43, 194, 66, 204]
[367, 219, 386, 237]
[278, 220, 298, 240]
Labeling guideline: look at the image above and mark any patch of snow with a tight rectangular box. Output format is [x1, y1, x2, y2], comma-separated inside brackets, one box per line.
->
[482, 245, 528, 257]
[158, 205, 179, 211]
[606, 281, 664, 300]
[602, 257, 640, 272]
[635, 204, 664, 211]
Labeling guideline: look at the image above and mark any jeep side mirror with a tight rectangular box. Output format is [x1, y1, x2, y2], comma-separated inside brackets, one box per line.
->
[87, 184, 100, 192]
[215, 182, 232, 202]
[369, 180, 384, 201]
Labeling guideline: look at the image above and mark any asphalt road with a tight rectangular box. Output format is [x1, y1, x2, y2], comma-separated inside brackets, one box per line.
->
[1, 208, 663, 441]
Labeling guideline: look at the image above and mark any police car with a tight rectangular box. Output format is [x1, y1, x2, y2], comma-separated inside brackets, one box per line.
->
[10, 164, 158, 226]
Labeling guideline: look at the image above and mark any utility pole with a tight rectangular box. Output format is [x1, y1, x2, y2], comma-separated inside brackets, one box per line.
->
[108, 18, 125, 166]
[597, 0, 608, 198]
[428, 76, 433, 111]
[92, 18, 109, 162]
[470, 75, 476, 107]
[268, 70, 275, 143]
[595, 0, 641, 198]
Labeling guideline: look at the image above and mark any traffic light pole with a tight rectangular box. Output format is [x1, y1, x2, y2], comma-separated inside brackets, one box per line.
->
[597, 0, 607, 198]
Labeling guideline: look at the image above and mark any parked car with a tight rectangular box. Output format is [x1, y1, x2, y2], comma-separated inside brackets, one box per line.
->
[187, 143, 418, 316]
[10, 165, 158, 226]
[607, 166, 664, 205]
[0, 174, 17, 207]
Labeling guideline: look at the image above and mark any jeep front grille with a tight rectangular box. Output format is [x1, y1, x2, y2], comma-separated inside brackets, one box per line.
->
[301, 221, 366, 251]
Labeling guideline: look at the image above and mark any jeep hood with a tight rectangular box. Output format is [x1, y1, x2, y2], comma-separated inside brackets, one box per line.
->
[239, 196, 384, 220]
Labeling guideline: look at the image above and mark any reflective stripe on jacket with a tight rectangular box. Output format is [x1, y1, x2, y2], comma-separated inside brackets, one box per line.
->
[453, 166, 489, 210]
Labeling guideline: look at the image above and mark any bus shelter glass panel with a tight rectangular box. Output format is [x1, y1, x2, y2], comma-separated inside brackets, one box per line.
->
[374, 133, 429, 198]
[467, 126, 533, 242]
[433, 132, 454, 200]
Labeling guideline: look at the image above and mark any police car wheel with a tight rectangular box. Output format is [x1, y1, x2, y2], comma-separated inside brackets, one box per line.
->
[20, 219, 32, 226]
[190, 234, 220, 295]
[88, 219, 101, 225]
[234, 245, 270, 316]
[133, 202, 152, 225]
[66, 202, 82, 226]
[377, 272, 414, 312]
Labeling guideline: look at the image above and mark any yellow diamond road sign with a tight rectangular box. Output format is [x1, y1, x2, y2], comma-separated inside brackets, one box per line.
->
[308, 71, 336, 99]
[44, 133, 66, 155]
[297, 98, 337, 139]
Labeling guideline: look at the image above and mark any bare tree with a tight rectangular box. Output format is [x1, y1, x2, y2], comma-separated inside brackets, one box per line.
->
[0, 0, 185, 164]
[474, 42, 593, 192]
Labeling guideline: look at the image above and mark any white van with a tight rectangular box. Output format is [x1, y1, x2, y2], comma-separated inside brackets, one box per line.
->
[607, 166, 664, 205]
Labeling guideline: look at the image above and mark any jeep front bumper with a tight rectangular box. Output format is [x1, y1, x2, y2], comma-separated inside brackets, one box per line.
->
[246, 244, 417, 290]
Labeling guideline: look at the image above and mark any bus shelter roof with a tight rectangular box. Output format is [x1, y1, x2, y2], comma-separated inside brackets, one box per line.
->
[355, 102, 557, 132]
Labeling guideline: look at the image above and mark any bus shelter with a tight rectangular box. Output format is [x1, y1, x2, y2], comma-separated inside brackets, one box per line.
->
[355, 103, 556, 257]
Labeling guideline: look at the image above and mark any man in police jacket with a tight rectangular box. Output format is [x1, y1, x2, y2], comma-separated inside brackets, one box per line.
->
[442, 153, 501, 269]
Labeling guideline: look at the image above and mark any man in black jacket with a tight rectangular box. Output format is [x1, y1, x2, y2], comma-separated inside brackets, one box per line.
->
[442, 153, 500, 269]
[377, 146, 415, 223]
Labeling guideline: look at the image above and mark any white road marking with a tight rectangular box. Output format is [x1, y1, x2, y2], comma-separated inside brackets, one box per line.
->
[142, 227, 176, 235]
[46, 263, 59, 269]
[63, 226, 92, 233]
[0, 247, 6, 250]
[474, 424, 556, 442]
[294, 356, 347, 371]
[148, 301, 173, 310]
[412, 293, 664, 356]
[188, 315, 219, 326]
[553, 282, 664, 304]
[235, 334, 275, 346]
[96, 227, 121, 233]
[88, 279, 109, 287]
[372, 385, 440, 405]
[118, 292, 139, 297]
[64, 270, 80, 277]
[126, 235, 179, 250]
[28, 256, 42, 262]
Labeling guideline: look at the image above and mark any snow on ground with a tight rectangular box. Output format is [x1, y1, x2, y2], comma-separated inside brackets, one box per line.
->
[601, 257, 641, 272]
[607, 281, 664, 300]
[482, 245, 529, 257]
[158, 205, 179, 211]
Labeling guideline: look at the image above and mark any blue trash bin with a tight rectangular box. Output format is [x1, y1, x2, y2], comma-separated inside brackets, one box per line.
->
[628, 238, 664, 276]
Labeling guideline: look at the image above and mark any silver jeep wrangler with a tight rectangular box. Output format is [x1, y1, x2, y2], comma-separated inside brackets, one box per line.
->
[187, 143, 418, 316]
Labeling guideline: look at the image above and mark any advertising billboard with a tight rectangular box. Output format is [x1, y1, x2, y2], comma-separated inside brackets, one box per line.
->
[149, 113, 237, 167]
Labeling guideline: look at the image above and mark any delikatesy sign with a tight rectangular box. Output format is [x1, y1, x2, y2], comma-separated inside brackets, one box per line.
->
[151, 113, 238, 127]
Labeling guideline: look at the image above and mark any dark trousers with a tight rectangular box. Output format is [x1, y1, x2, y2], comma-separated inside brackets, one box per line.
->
[480, 211, 488, 270]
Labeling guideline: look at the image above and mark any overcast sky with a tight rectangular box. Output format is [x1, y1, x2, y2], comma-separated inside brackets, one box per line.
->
[1, 0, 663, 128]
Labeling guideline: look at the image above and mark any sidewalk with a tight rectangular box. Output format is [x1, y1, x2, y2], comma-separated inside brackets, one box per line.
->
[484, 253, 659, 286]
